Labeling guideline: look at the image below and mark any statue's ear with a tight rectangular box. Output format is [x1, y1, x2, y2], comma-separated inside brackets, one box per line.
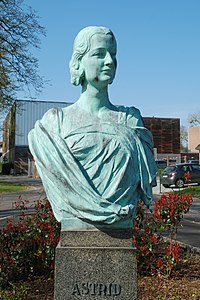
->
[78, 59, 84, 73]
[78, 59, 85, 83]
[71, 58, 84, 85]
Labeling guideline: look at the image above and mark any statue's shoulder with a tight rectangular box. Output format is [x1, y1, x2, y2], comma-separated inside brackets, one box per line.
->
[117, 105, 144, 127]
[62, 103, 77, 115]
[40, 107, 64, 132]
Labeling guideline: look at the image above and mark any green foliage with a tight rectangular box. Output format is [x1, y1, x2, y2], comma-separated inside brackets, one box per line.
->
[0, 197, 60, 288]
[0, 190, 194, 292]
[153, 193, 193, 230]
[0, 284, 29, 300]
[133, 193, 193, 276]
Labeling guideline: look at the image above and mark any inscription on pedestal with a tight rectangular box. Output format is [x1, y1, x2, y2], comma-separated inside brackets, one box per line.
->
[72, 283, 121, 296]
[54, 232, 137, 300]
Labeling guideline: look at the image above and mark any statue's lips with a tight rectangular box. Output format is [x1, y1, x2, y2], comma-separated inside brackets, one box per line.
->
[101, 68, 113, 73]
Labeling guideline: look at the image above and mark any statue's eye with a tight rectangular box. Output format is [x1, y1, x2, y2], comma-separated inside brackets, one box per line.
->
[92, 49, 106, 58]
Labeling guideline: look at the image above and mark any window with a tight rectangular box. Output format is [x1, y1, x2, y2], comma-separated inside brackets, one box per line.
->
[191, 165, 200, 171]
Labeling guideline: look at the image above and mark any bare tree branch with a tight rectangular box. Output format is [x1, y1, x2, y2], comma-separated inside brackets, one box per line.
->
[188, 112, 200, 127]
[0, 0, 46, 112]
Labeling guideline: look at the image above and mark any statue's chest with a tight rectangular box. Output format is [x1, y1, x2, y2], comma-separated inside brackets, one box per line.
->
[60, 110, 121, 138]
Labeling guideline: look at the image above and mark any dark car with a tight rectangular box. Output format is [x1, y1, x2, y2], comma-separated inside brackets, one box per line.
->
[155, 160, 167, 168]
[160, 163, 200, 188]
[187, 160, 199, 164]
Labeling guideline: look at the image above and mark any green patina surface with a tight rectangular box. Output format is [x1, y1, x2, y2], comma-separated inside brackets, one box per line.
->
[28, 26, 157, 230]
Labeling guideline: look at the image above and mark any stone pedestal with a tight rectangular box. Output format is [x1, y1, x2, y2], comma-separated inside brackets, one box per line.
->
[54, 229, 137, 300]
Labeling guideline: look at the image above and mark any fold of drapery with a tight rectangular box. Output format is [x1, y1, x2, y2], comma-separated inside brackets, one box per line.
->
[28, 118, 157, 225]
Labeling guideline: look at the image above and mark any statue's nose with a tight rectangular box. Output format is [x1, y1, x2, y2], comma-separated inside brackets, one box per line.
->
[105, 52, 113, 65]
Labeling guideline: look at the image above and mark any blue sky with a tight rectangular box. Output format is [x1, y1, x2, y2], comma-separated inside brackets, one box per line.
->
[18, 0, 200, 126]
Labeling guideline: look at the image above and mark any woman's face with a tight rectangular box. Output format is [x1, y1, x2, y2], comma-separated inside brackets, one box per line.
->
[81, 33, 117, 87]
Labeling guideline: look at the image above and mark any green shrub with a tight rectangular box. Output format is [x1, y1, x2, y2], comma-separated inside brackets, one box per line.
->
[0, 191, 193, 288]
[0, 284, 29, 299]
[0, 197, 60, 288]
[133, 193, 193, 276]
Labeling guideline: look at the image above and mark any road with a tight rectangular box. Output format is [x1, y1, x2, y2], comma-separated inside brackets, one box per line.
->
[0, 175, 45, 228]
[0, 175, 199, 249]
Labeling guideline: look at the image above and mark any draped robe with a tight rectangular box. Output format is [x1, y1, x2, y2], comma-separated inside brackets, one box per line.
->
[28, 105, 157, 229]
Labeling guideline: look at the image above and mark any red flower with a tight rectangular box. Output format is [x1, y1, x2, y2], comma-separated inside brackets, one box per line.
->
[157, 259, 163, 268]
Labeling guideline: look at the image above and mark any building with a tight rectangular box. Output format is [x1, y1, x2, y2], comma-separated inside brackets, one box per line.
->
[144, 117, 180, 154]
[2, 100, 69, 173]
[188, 126, 200, 163]
[144, 117, 180, 163]
[2, 100, 181, 174]
[188, 126, 200, 153]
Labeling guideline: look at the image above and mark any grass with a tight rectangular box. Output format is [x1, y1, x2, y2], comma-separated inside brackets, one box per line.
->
[0, 181, 28, 193]
[173, 185, 200, 197]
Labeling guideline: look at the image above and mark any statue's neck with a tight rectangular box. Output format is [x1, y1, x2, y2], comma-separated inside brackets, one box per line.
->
[77, 84, 112, 114]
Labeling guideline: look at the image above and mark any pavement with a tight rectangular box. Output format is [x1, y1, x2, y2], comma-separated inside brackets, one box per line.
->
[0, 175, 45, 228]
[0, 175, 200, 250]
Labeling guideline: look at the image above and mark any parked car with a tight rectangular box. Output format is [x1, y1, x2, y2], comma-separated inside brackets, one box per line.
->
[160, 163, 200, 188]
[155, 159, 167, 168]
[187, 160, 199, 164]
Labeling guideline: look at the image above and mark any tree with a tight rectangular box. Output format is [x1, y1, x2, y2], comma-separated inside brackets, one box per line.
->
[180, 125, 188, 152]
[0, 0, 45, 112]
[188, 111, 200, 127]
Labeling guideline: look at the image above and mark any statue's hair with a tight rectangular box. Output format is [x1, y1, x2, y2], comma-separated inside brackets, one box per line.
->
[69, 26, 117, 86]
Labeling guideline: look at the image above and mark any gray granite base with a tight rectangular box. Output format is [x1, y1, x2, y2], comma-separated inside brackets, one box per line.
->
[54, 230, 137, 300]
